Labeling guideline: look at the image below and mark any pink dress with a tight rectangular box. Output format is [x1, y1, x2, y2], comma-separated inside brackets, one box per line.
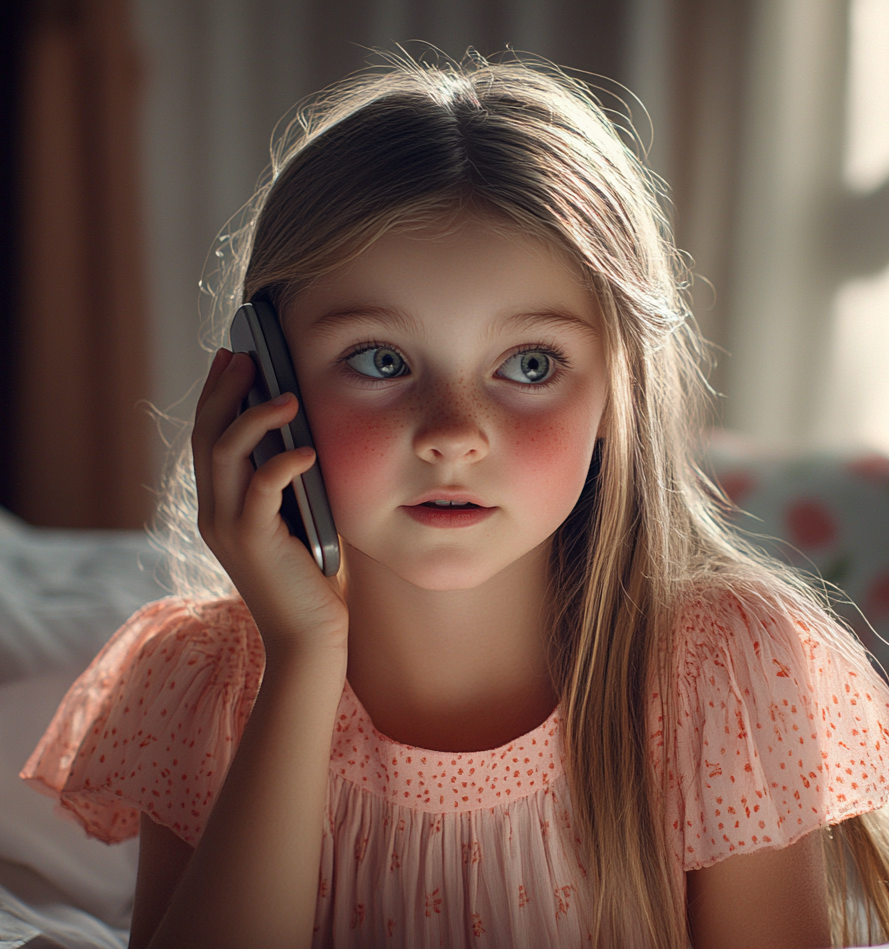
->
[20, 591, 889, 947]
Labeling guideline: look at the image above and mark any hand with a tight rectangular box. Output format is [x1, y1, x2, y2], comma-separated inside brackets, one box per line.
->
[192, 348, 349, 657]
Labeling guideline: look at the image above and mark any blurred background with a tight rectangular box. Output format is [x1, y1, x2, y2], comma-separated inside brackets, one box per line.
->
[0, 0, 887, 532]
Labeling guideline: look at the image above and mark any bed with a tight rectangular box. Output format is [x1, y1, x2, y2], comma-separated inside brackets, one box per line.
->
[0, 506, 164, 948]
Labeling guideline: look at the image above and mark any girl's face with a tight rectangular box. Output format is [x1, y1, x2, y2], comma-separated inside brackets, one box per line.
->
[283, 215, 608, 591]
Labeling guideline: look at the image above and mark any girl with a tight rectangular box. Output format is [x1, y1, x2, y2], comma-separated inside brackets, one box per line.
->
[21, 52, 889, 949]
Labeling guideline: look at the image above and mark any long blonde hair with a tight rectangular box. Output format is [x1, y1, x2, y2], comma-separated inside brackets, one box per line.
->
[155, 50, 889, 947]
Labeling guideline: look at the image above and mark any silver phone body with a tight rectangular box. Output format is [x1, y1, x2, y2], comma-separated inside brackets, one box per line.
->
[229, 300, 340, 576]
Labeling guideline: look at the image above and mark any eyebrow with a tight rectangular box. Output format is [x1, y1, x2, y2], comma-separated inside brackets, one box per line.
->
[495, 309, 601, 340]
[307, 304, 600, 340]
[308, 305, 416, 339]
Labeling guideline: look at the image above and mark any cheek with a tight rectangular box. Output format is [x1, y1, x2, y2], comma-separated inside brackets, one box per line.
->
[303, 398, 406, 510]
[499, 403, 599, 515]
[303, 383, 603, 531]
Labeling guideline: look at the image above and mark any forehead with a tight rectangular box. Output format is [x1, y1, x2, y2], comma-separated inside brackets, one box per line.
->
[283, 215, 601, 341]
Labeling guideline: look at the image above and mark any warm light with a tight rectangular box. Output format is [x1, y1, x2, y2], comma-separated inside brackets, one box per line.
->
[830, 269, 889, 452]
[844, 0, 889, 191]
[825, 0, 889, 453]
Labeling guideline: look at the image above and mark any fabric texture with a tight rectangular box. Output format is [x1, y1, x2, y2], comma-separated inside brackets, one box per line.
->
[654, 590, 889, 871]
[21, 592, 889, 947]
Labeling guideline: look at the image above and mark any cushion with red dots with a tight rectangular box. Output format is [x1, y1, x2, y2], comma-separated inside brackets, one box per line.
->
[709, 440, 889, 677]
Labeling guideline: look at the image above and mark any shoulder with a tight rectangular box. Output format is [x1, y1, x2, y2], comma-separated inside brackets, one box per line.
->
[652, 579, 889, 871]
[662, 577, 889, 743]
[102, 593, 265, 714]
[666, 581, 868, 693]
[21, 595, 265, 845]
[60, 595, 265, 731]
[110, 595, 261, 656]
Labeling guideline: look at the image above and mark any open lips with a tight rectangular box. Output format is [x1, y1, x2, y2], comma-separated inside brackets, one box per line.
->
[422, 500, 481, 508]
[403, 495, 496, 527]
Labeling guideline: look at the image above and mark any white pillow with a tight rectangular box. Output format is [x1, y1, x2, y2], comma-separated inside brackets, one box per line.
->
[0, 667, 139, 930]
[0, 512, 167, 684]
[0, 869, 128, 949]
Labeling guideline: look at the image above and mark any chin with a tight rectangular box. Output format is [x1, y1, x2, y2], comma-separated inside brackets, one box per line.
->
[397, 569, 493, 593]
[388, 554, 503, 592]
[344, 538, 545, 593]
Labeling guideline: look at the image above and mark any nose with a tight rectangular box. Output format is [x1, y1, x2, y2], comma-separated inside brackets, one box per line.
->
[412, 382, 490, 465]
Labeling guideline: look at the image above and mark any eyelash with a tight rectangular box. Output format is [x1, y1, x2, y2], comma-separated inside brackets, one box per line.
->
[504, 345, 570, 388]
[339, 340, 409, 384]
[339, 340, 571, 387]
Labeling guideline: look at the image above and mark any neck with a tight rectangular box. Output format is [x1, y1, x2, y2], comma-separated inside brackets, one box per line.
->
[342, 541, 559, 752]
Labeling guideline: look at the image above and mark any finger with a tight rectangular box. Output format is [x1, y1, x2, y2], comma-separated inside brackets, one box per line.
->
[194, 351, 254, 443]
[193, 353, 256, 509]
[207, 392, 300, 526]
[195, 348, 234, 421]
[240, 446, 317, 538]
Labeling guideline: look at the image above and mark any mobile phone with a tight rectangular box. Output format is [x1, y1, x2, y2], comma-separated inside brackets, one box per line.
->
[229, 298, 340, 576]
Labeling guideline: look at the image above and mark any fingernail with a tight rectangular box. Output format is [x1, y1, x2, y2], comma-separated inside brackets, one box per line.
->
[272, 392, 292, 405]
[295, 446, 314, 458]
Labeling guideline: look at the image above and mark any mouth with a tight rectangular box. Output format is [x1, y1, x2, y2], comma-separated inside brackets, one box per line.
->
[402, 494, 496, 528]
[407, 490, 489, 508]
[420, 500, 482, 509]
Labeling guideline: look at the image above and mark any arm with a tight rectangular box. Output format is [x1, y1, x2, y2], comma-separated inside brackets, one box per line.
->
[129, 817, 194, 949]
[135, 349, 349, 949]
[140, 639, 345, 949]
[686, 829, 831, 949]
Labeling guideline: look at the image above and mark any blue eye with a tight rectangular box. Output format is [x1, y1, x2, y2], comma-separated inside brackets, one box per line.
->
[346, 346, 408, 379]
[498, 350, 555, 384]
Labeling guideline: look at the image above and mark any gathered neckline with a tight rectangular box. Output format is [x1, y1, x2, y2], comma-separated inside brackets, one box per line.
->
[331, 680, 565, 812]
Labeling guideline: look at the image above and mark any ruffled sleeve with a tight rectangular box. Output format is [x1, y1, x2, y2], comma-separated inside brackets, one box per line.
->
[653, 588, 889, 871]
[20, 596, 264, 847]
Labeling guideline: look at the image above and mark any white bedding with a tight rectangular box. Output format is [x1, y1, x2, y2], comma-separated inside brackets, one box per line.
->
[0, 509, 164, 947]
[0, 508, 166, 686]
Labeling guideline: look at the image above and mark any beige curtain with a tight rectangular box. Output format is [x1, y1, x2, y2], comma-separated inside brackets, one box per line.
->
[664, 0, 754, 399]
[12, 0, 153, 529]
[662, 0, 889, 449]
